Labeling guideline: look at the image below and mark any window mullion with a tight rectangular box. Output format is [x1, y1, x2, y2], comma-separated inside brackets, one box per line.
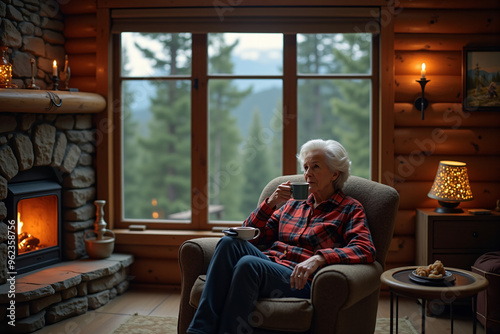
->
[191, 33, 208, 229]
[283, 34, 298, 175]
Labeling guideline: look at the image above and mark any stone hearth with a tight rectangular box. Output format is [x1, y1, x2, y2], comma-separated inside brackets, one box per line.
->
[0, 254, 133, 333]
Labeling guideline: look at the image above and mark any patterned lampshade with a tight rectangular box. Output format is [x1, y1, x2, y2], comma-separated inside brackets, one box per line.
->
[428, 161, 473, 213]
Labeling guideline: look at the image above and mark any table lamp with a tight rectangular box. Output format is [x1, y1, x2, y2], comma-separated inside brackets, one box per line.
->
[428, 161, 473, 213]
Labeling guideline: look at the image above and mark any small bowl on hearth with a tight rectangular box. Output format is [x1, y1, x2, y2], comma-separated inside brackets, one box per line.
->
[84, 230, 115, 259]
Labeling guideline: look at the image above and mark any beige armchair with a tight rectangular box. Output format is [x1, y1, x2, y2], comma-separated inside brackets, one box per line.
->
[178, 175, 399, 334]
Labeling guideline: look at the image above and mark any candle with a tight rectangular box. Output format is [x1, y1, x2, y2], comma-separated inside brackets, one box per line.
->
[421, 63, 426, 79]
[53, 60, 58, 77]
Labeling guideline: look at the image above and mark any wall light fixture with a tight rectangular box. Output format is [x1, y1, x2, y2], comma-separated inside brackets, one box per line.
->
[415, 63, 430, 120]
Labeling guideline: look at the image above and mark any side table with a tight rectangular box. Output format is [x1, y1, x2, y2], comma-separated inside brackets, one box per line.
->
[381, 266, 489, 334]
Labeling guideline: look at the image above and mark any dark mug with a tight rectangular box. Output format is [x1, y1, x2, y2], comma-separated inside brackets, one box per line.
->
[291, 182, 309, 200]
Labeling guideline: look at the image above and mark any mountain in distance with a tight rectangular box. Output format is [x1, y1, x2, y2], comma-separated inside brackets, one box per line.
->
[230, 54, 282, 76]
[125, 80, 282, 140]
[232, 87, 282, 140]
[126, 52, 283, 138]
[466, 69, 500, 84]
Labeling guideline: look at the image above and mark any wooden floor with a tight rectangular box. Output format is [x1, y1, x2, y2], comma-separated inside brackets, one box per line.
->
[34, 285, 486, 334]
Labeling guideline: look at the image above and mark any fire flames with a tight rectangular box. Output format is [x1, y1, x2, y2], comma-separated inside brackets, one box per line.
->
[18, 211, 40, 253]
[16, 195, 58, 254]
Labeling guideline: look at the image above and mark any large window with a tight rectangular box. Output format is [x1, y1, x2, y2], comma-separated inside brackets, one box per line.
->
[115, 9, 379, 229]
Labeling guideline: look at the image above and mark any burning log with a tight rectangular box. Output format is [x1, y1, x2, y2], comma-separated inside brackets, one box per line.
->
[19, 232, 40, 252]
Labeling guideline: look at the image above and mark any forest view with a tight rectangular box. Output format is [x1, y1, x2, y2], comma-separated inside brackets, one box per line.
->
[121, 32, 371, 223]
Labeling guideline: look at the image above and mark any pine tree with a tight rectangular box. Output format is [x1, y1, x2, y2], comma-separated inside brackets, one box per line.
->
[208, 34, 252, 220]
[240, 110, 272, 213]
[122, 47, 145, 219]
[133, 33, 192, 218]
[297, 33, 371, 178]
[329, 34, 371, 178]
[297, 34, 341, 147]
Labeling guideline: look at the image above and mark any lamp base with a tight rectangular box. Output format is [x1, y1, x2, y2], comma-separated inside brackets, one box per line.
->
[434, 200, 464, 213]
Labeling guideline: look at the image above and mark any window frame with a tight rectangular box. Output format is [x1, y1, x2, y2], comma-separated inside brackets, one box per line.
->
[112, 9, 381, 231]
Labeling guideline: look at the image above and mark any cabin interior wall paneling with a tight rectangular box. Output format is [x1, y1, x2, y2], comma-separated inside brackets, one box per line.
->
[389, 3, 500, 268]
[60, 3, 98, 93]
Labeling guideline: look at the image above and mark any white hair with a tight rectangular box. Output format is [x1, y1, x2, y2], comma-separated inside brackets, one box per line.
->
[297, 139, 351, 190]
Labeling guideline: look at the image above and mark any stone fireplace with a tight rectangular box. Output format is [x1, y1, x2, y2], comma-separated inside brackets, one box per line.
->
[0, 111, 98, 274]
[0, 99, 133, 333]
[6, 171, 62, 274]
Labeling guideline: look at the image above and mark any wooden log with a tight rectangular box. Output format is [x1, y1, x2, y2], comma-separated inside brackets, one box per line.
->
[395, 9, 500, 34]
[394, 103, 500, 128]
[115, 244, 179, 259]
[64, 14, 97, 38]
[95, 7, 114, 227]
[69, 76, 97, 93]
[393, 155, 500, 182]
[129, 258, 181, 285]
[395, 51, 461, 76]
[398, 0, 500, 9]
[65, 38, 97, 54]
[395, 75, 461, 103]
[394, 33, 500, 51]
[68, 54, 96, 76]
[101, 0, 388, 9]
[386, 236, 415, 264]
[384, 262, 414, 271]
[114, 229, 221, 245]
[395, 209, 416, 235]
[394, 128, 500, 155]
[60, 1, 97, 15]
[395, 181, 500, 210]
[0, 89, 105, 113]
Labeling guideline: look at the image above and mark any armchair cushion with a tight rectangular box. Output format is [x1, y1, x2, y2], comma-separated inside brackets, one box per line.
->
[190, 275, 313, 332]
[312, 262, 383, 309]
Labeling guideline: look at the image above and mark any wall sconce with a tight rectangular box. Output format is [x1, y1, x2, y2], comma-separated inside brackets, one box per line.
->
[415, 63, 430, 120]
[428, 161, 474, 213]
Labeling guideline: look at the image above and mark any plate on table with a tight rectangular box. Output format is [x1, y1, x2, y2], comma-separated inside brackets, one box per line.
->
[409, 270, 456, 286]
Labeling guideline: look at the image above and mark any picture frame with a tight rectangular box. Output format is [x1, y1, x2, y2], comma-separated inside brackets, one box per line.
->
[463, 46, 500, 111]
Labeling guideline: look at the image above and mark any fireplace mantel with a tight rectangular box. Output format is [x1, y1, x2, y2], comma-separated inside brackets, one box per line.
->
[0, 89, 106, 114]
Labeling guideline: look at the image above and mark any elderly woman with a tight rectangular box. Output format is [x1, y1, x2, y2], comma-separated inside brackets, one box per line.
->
[187, 139, 375, 334]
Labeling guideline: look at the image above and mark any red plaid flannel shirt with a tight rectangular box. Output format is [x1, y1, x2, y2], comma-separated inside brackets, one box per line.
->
[243, 190, 376, 272]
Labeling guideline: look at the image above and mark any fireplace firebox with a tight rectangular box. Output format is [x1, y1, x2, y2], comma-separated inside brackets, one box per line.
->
[6, 170, 62, 274]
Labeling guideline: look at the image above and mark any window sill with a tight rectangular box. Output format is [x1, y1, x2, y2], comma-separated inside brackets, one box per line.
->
[113, 228, 223, 246]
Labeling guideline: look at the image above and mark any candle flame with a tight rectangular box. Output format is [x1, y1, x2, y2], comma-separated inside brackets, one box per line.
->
[53, 60, 57, 67]
[421, 63, 426, 71]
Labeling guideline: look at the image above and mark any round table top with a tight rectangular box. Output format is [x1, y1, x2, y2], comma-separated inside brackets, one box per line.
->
[380, 266, 489, 300]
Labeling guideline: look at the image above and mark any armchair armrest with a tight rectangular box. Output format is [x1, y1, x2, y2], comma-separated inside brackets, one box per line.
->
[311, 261, 383, 334]
[178, 237, 220, 334]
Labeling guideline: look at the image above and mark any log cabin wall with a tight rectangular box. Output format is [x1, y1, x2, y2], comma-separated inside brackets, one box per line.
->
[388, 0, 500, 270]
[54, 0, 500, 284]
[60, 1, 97, 93]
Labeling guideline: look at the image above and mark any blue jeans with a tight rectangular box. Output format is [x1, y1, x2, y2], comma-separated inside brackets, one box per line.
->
[187, 236, 311, 334]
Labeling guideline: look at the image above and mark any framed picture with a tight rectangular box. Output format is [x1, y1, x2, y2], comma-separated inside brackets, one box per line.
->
[463, 46, 500, 111]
